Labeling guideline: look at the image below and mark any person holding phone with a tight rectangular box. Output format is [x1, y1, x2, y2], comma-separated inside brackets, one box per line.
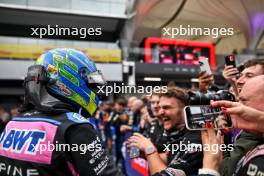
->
[198, 58, 215, 94]
[223, 55, 240, 97]
[199, 75, 264, 176]
[199, 71, 215, 93]
[211, 100, 264, 134]
[223, 57, 264, 97]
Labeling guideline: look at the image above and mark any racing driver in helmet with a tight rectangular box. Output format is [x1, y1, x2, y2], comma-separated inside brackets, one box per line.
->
[0, 48, 121, 176]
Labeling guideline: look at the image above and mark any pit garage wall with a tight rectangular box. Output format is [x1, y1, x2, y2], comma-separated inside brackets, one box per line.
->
[0, 59, 122, 102]
[0, 60, 122, 81]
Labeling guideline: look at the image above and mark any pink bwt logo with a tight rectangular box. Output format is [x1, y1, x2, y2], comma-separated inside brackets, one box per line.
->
[0, 121, 58, 164]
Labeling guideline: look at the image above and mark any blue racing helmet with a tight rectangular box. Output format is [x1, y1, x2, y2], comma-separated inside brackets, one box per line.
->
[35, 48, 106, 115]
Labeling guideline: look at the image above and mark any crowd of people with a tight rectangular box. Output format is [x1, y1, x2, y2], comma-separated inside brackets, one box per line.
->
[0, 48, 264, 176]
[91, 58, 264, 176]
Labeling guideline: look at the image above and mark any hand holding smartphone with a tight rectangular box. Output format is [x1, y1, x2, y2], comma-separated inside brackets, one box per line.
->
[223, 55, 239, 81]
[184, 105, 232, 130]
[199, 58, 212, 75]
[225, 55, 236, 68]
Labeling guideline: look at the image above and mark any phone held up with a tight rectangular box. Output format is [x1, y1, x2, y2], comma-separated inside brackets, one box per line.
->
[225, 55, 236, 67]
[184, 105, 232, 131]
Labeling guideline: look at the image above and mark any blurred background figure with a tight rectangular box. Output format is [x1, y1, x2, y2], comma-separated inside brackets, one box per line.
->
[10, 105, 19, 118]
[0, 106, 11, 132]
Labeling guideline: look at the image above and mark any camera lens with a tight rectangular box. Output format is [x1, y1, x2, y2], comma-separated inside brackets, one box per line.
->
[188, 90, 235, 105]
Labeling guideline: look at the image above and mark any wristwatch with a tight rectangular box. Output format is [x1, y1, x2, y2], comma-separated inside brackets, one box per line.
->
[144, 146, 157, 157]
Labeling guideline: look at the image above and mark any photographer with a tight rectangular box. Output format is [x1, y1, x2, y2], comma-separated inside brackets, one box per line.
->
[128, 87, 203, 176]
[199, 75, 264, 176]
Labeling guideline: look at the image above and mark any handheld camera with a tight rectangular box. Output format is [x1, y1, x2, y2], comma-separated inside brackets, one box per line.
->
[185, 90, 235, 130]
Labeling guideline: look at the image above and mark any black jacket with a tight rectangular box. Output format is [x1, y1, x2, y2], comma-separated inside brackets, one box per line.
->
[153, 128, 203, 176]
[0, 110, 121, 176]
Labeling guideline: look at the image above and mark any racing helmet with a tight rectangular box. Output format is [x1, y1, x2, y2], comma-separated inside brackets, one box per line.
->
[32, 48, 106, 115]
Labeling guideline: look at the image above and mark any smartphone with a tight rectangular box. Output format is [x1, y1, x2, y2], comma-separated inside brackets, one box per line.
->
[225, 55, 236, 67]
[198, 58, 212, 75]
[184, 105, 232, 130]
